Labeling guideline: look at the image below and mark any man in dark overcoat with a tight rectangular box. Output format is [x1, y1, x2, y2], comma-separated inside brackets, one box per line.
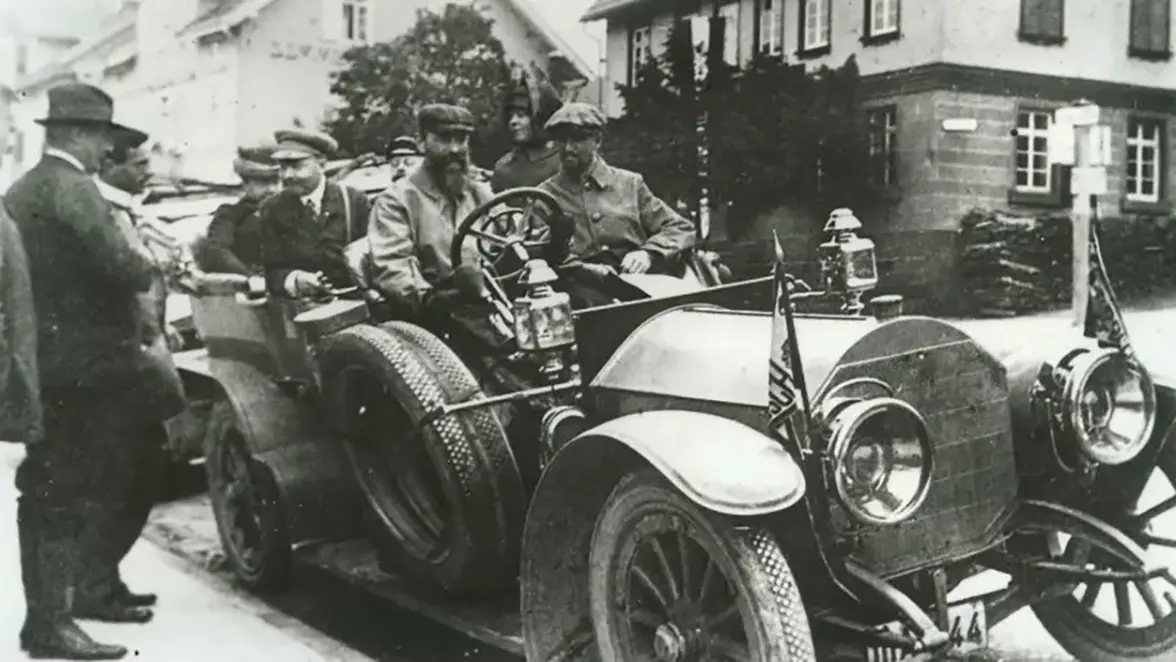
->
[4, 82, 183, 660]
[257, 128, 371, 297]
[192, 146, 280, 274]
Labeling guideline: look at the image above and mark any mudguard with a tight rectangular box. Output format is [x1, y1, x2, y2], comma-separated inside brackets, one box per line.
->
[206, 358, 360, 547]
[521, 410, 804, 662]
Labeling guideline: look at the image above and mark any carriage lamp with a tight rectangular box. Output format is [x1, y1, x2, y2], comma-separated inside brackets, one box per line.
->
[818, 208, 878, 315]
[822, 396, 934, 525]
[1040, 345, 1156, 466]
[512, 259, 575, 353]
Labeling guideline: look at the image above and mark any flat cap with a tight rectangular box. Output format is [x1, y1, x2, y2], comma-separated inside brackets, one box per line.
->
[271, 128, 338, 161]
[417, 103, 477, 134]
[544, 103, 606, 133]
[386, 135, 421, 158]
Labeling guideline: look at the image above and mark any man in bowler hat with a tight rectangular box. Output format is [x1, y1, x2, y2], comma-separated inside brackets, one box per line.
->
[193, 146, 281, 274]
[258, 128, 370, 296]
[4, 82, 178, 660]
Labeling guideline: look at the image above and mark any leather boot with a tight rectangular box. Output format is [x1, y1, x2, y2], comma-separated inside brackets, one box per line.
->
[73, 596, 154, 624]
[20, 616, 127, 660]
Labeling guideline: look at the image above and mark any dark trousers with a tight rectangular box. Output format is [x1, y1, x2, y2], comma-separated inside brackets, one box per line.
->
[16, 390, 167, 622]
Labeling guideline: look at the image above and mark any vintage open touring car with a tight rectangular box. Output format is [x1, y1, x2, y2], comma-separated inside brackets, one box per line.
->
[171, 184, 1176, 662]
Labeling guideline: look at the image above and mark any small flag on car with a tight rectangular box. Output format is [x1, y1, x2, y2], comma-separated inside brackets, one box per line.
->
[768, 231, 810, 434]
[1083, 219, 1133, 354]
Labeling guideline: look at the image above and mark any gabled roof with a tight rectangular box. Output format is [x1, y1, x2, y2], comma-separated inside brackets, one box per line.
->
[16, 8, 137, 93]
[580, 0, 649, 22]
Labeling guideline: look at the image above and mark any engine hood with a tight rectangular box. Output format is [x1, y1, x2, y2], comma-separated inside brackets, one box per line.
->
[589, 306, 877, 408]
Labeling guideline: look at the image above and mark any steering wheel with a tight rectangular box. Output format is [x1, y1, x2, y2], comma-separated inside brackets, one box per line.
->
[451, 187, 569, 281]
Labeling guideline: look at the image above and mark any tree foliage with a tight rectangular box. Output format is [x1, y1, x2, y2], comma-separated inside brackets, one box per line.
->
[602, 17, 874, 236]
[324, 2, 513, 165]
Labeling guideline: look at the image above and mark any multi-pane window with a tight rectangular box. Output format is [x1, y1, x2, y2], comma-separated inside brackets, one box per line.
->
[802, 0, 831, 51]
[1019, 0, 1065, 42]
[867, 0, 900, 37]
[629, 25, 652, 83]
[1130, 0, 1172, 57]
[1126, 118, 1163, 202]
[758, 0, 783, 55]
[867, 106, 898, 186]
[343, 0, 370, 44]
[1015, 110, 1052, 192]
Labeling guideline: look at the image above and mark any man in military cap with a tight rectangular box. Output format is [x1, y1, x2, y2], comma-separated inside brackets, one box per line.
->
[387, 134, 422, 183]
[4, 81, 163, 660]
[258, 128, 370, 296]
[368, 103, 495, 315]
[539, 102, 696, 277]
[193, 146, 281, 274]
[491, 67, 564, 192]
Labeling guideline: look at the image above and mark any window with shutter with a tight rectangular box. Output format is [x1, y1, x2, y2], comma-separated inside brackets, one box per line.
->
[1130, 0, 1172, 59]
[1019, 0, 1065, 44]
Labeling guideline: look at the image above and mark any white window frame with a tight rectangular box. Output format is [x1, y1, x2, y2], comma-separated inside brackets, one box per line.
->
[342, 0, 371, 44]
[758, 0, 783, 55]
[1015, 110, 1053, 193]
[868, 0, 900, 37]
[1126, 117, 1163, 203]
[629, 25, 652, 84]
[867, 106, 897, 186]
[803, 0, 830, 51]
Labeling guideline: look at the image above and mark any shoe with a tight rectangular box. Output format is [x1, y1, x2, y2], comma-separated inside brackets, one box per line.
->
[20, 619, 127, 660]
[73, 598, 154, 624]
[113, 584, 157, 608]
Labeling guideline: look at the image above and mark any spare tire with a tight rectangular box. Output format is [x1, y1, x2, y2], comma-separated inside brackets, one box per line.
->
[317, 323, 526, 596]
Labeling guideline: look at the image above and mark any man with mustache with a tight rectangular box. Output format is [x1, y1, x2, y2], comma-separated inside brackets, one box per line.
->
[539, 102, 696, 277]
[257, 129, 371, 297]
[193, 146, 281, 274]
[367, 103, 493, 316]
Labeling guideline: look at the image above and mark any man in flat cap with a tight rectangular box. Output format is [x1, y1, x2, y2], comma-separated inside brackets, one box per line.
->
[193, 146, 281, 274]
[368, 103, 495, 315]
[539, 102, 696, 278]
[491, 66, 563, 192]
[257, 128, 370, 296]
[4, 81, 162, 660]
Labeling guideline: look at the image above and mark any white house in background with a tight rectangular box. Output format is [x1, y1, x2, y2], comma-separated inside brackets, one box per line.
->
[9, 0, 595, 183]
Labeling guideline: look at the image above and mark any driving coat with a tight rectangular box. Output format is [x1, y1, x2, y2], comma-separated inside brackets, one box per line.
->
[4, 155, 158, 392]
[258, 181, 370, 294]
[538, 157, 696, 267]
[491, 143, 561, 192]
[197, 197, 266, 274]
[367, 165, 492, 309]
[0, 202, 42, 443]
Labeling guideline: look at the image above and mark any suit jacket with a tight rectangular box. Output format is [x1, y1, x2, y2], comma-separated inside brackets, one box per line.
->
[4, 155, 158, 391]
[0, 203, 42, 443]
[259, 181, 370, 294]
[195, 197, 267, 275]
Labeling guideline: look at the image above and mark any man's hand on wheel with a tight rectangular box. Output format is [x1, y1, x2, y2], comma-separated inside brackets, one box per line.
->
[621, 249, 652, 274]
[291, 270, 329, 297]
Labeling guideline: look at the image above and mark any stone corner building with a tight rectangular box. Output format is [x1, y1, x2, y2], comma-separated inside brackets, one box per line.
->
[582, 0, 1176, 312]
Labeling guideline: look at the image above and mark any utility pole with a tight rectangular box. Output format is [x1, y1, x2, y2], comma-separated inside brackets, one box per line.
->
[1050, 100, 1111, 329]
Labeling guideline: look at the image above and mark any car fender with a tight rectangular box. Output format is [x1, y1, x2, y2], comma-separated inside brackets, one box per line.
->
[205, 358, 360, 547]
[521, 409, 805, 662]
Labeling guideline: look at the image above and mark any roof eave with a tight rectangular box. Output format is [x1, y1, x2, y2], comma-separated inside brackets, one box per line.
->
[580, 0, 651, 23]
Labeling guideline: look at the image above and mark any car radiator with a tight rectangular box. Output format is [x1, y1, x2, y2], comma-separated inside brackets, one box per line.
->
[824, 337, 1018, 578]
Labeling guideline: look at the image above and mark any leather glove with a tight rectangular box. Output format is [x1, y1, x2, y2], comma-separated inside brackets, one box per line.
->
[421, 286, 461, 314]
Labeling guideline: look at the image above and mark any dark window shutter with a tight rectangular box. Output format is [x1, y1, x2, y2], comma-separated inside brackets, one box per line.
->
[1021, 0, 1064, 38]
[1132, 0, 1171, 53]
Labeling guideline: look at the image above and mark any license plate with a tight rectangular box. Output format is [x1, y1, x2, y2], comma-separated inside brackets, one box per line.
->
[867, 600, 988, 660]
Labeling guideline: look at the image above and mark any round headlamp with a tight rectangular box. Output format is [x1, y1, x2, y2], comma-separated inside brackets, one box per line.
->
[826, 397, 934, 525]
[1053, 347, 1156, 465]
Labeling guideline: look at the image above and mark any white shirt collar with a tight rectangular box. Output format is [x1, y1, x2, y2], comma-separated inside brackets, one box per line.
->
[93, 178, 139, 211]
[300, 175, 327, 214]
[45, 148, 86, 173]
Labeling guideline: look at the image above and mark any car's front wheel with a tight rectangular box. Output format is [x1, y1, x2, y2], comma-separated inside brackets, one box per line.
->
[589, 470, 816, 661]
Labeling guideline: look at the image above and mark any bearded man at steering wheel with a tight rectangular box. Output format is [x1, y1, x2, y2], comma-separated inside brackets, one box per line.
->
[537, 103, 697, 279]
[367, 104, 498, 318]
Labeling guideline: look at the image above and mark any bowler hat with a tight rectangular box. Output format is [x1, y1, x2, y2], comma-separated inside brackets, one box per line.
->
[271, 129, 338, 161]
[36, 82, 146, 144]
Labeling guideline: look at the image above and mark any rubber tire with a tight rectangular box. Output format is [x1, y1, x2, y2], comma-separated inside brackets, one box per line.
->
[1031, 444, 1176, 662]
[203, 401, 292, 593]
[589, 470, 817, 662]
[318, 322, 526, 596]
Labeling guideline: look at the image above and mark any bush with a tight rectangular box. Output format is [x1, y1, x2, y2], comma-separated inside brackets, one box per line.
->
[957, 207, 1176, 317]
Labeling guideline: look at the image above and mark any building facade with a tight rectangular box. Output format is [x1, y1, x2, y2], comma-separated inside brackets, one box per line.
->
[9, 0, 594, 184]
[582, 0, 1176, 310]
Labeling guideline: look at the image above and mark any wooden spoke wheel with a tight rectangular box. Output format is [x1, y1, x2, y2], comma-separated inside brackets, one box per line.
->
[589, 471, 816, 662]
[1032, 446, 1176, 661]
